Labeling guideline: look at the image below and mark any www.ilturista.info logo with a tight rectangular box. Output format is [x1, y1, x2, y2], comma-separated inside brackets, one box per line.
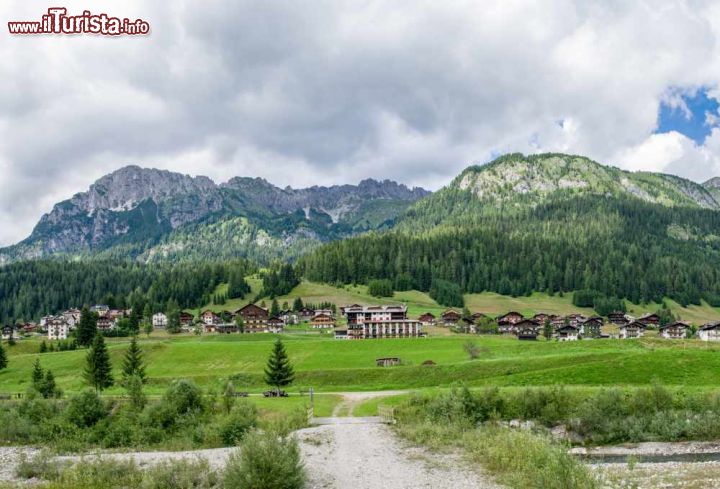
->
[8, 8, 150, 35]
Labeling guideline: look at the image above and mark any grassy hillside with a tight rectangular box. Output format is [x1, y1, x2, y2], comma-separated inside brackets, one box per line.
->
[4, 334, 720, 396]
[194, 279, 720, 325]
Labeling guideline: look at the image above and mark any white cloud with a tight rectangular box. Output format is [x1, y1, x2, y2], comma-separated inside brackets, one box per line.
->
[2, 1, 720, 245]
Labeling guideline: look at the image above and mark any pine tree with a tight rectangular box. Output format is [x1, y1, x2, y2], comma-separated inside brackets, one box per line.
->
[264, 339, 294, 394]
[125, 374, 146, 411]
[31, 358, 43, 388]
[0, 342, 8, 370]
[121, 336, 146, 384]
[76, 306, 98, 347]
[292, 297, 304, 311]
[39, 341, 47, 353]
[83, 334, 114, 391]
[270, 298, 280, 317]
[42, 370, 58, 398]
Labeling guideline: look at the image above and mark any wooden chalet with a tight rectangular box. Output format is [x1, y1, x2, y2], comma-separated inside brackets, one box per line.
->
[297, 307, 315, 321]
[557, 324, 579, 341]
[1, 325, 13, 340]
[660, 321, 690, 339]
[234, 304, 269, 330]
[440, 309, 461, 325]
[267, 316, 284, 333]
[565, 313, 586, 327]
[310, 313, 335, 329]
[638, 313, 661, 327]
[179, 311, 194, 326]
[699, 322, 720, 341]
[496, 311, 523, 325]
[619, 321, 646, 339]
[418, 312, 436, 326]
[580, 317, 603, 338]
[532, 313, 550, 324]
[607, 311, 628, 325]
[515, 319, 540, 340]
[471, 312, 488, 322]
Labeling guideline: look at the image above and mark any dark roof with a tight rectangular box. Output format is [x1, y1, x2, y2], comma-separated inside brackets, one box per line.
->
[659, 321, 690, 330]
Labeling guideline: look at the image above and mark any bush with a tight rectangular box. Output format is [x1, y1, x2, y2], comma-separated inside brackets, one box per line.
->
[223, 430, 305, 489]
[163, 379, 206, 417]
[219, 401, 258, 446]
[66, 389, 107, 428]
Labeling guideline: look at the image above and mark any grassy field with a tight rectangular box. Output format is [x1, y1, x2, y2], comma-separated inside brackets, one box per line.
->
[192, 279, 720, 325]
[5, 333, 720, 396]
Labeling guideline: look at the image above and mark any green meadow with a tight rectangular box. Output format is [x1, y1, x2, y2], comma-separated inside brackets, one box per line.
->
[3, 334, 720, 396]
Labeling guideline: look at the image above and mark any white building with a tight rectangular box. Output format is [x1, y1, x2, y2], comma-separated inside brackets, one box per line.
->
[47, 317, 69, 340]
[152, 312, 168, 328]
[619, 321, 646, 339]
[699, 323, 720, 341]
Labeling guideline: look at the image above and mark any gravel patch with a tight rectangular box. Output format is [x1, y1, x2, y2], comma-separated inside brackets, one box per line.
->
[297, 423, 501, 489]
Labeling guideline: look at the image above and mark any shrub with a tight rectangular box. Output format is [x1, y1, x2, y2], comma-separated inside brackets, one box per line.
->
[220, 401, 258, 446]
[223, 430, 305, 489]
[66, 389, 107, 428]
[163, 380, 205, 416]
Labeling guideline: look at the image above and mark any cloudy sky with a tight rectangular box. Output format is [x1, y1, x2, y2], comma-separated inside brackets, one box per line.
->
[2, 0, 720, 245]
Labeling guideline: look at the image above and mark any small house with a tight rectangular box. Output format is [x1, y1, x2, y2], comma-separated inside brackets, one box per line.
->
[298, 307, 315, 321]
[201, 310, 221, 325]
[334, 328, 348, 340]
[565, 313, 586, 327]
[310, 313, 335, 329]
[418, 312, 436, 326]
[699, 322, 720, 341]
[532, 313, 550, 324]
[497, 311, 524, 326]
[619, 320, 646, 339]
[659, 321, 690, 339]
[580, 317, 603, 338]
[96, 315, 115, 331]
[440, 309, 461, 325]
[638, 313, 661, 327]
[515, 319, 540, 340]
[607, 311, 628, 325]
[179, 311, 194, 326]
[267, 316, 284, 333]
[152, 312, 168, 328]
[376, 357, 401, 367]
[557, 324, 580, 341]
[471, 312, 488, 322]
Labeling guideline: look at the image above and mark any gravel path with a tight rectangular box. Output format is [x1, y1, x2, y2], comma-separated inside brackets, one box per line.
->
[297, 422, 501, 489]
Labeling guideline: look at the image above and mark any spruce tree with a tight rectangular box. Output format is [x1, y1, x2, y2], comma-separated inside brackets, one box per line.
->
[76, 306, 98, 347]
[292, 297, 304, 311]
[270, 298, 280, 317]
[83, 334, 114, 392]
[121, 336, 146, 384]
[31, 358, 43, 388]
[42, 370, 58, 398]
[0, 342, 8, 370]
[264, 339, 294, 394]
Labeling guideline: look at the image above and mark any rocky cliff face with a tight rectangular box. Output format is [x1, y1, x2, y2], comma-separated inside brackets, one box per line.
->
[0, 166, 429, 263]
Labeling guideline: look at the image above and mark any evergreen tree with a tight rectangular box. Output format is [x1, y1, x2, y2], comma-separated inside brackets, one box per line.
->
[31, 358, 43, 388]
[83, 334, 114, 392]
[264, 339, 295, 394]
[42, 370, 58, 399]
[143, 321, 153, 338]
[76, 306, 98, 347]
[39, 341, 47, 353]
[543, 320, 554, 341]
[121, 336, 146, 384]
[292, 297, 304, 311]
[125, 374, 146, 411]
[0, 342, 8, 370]
[166, 299, 181, 334]
[270, 298, 280, 317]
[235, 315, 245, 334]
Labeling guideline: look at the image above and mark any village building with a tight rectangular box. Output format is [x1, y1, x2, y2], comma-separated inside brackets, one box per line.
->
[90, 304, 110, 316]
[638, 313, 661, 328]
[376, 357, 401, 367]
[212, 323, 239, 334]
[235, 304, 269, 332]
[440, 309, 461, 325]
[496, 311, 524, 326]
[279, 310, 297, 325]
[471, 312, 488, 322]
[659, 321, 690, 339]
[179, 311, 194, 326]
[96, 315, 115, 332]
[340, 304, 362, 316]
[515, 319, 540, 340]
[607, 311, 629, 325]
[40, 316, 54, 328]
[699, 322, 720, 341]
[310, 313, 335, 329]
[297, 307, 315, 321]
[532, 313, 550, 324]
[200, 310, 221, 326]
[418, 312, 436, 326]
[557, 324, 580, 341]
[152, 312, 167, 328]
[267, 317, 284, 333]
[333, 328, 348, 339]
[345, 305, 422, 339]
[61, 308, 81, 327]
[619, 321, 646, 339]
[580, 317, 603, 338]
[1, 325, 13, 341]
[20, 322, 38, 334]
[47, 317, 69, 340]
[565, 313, 586, 328]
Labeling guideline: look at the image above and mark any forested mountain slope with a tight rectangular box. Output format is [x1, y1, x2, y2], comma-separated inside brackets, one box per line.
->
[300, 153, 720, 307]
